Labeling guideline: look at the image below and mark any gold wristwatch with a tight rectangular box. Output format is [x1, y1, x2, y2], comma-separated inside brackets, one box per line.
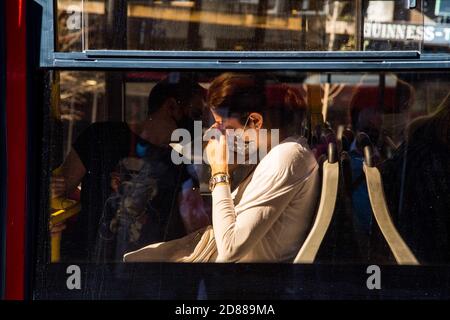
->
[209, 173, 230, 192]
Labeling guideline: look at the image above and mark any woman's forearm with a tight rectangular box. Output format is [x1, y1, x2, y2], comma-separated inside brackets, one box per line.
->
[211, 184, 241, 261]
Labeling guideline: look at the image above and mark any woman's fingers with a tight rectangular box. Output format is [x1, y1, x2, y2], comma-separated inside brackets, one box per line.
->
[50, 222, 67, 235]
[206, 133, 229, 175]
[206, 139, 217, 166]
[52, 177, 65, 183]
[50, 175, 67, 198]
[219, 134, 229, 165]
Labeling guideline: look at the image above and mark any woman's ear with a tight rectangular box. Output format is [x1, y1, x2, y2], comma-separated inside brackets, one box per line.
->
[249, 112, 263, 129]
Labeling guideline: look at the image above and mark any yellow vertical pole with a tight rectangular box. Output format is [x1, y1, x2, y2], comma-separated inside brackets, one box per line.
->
[51, 232, 61, 263]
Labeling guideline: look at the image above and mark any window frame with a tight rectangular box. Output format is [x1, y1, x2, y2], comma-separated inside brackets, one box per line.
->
[31, 0, 450, 300]
[37, 0, 450, 70]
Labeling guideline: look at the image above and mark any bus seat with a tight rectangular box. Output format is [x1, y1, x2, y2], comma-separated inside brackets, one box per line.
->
[319, 148, 362, 263]
[294, 143, 339, 263]
[311, 147, 362, 264]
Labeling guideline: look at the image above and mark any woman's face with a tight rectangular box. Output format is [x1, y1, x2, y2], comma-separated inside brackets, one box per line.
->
[210, 110, 261, 141]
[209, 110, 271, 163]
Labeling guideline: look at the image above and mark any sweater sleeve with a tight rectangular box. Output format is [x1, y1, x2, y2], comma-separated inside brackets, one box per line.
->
[212, 142, 316, 262]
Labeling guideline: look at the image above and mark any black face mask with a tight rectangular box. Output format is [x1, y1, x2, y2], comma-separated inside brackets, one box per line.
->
[175, 115, 195, 137]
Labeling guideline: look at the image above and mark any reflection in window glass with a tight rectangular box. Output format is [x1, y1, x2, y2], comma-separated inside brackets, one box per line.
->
[55, 0, 435, 52]
[422, 0, 450, 53]
[46, 70, 450, 266]
[56, 1, 81, 52]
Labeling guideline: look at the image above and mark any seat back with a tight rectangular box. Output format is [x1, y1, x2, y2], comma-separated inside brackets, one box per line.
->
[294, 144, 339, 263]
[363, 146, 419, 265]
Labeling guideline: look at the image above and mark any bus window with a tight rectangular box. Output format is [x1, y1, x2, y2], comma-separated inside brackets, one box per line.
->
[43, 70, 450, 267]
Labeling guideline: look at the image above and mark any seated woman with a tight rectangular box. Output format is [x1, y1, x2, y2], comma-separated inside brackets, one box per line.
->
[124, 73, 320, 263]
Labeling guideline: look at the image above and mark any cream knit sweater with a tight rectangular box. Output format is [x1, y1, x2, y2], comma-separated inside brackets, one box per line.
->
[212, 136, 320, 262]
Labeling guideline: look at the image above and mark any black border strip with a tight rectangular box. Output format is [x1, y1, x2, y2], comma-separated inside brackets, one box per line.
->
[26, 0, 46, 300]
[0, 0, 7, 301]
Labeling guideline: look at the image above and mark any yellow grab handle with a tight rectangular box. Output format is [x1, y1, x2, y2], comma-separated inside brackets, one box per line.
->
[50, 167, 81, 263]
[51, 232, 62, 263]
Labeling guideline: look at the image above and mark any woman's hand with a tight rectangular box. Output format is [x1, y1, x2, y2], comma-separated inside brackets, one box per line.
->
[50, 174, 67, 199]
[206, 133, 229, 176]
[110, 171, 121, 193]
[50, 222, 67, 235]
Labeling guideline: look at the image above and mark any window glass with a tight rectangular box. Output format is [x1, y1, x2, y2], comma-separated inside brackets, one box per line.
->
[44, 70, 450, 268]
[422, 0, 450, 53]
[55, 0, 427, 52]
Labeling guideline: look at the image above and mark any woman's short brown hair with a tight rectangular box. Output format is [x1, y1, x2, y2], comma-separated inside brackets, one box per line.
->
[207, 73, 266, 124]
[207, 73, 306, 133]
